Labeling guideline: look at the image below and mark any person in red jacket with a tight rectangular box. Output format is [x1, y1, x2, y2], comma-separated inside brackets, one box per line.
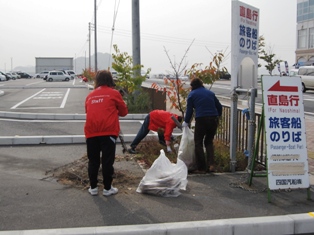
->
[128, 110, 182, 154]
[84, 70, 128, 196]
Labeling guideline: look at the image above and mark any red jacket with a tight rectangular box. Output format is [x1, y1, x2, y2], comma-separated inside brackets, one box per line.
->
[84, 86, 128, 139]
[148, 110, 179, 142]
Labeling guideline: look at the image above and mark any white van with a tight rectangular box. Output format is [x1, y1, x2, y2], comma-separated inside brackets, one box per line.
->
[62, 70, 76, 79]
[289, 69, 299, 76]
[298, 66, 314, 92]
[46, 71, 70, 82]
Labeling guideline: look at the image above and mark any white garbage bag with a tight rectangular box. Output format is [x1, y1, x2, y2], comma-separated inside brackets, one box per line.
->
[178, 126, 197, 171]
[136, 149, 188, 197]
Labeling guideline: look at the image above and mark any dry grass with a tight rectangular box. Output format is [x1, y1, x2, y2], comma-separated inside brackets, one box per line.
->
[45, 154, 144, 194]
[46, 138, 248, 190]
[135, 137, 179, 166]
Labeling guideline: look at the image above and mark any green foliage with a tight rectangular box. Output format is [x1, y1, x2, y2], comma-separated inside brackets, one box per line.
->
[258, 36, 283, 75]
[111, 44, 151, 112]
[111, 44, 150, 94]
[259, 51, 283, 75]
[186, 52, 228, 88]
[152, 48, 228, 119]
[125, 89, 152, 113]
[213, 140, 247, 172]
[258, 35, 265, 68]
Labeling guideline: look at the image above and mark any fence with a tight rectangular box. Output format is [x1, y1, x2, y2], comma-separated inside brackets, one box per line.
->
[216, 105, 266, 167]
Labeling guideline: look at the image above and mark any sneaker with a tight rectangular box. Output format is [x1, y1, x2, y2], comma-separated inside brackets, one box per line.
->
[88, 187, 98, 196]
[128, 148, 137, 154]
[103, 186, 118, 196]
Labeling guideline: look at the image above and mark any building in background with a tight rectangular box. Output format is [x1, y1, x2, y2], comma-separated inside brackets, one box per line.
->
[296, 0, 314, 67]
[35, 57, 73, 73]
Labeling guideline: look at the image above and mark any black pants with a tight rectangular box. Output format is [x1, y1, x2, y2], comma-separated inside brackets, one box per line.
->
[194, 116, 218, 171]
[86, 135, 116, 190]
[130, 114, 150, 149]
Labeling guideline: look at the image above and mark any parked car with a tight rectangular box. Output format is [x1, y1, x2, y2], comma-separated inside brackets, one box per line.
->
[0, 73, 6, 81]
[6, 72, 18, 80]
[219, 71, 231, 80]
[298, 66, 314, 92]
[17, 72, 32, 78]
[0, 71, 10, 80]
[289, 69, 299, 76]
[35, 71, 49, 79]
[179, 75, 189, 81]
[46, 71, 70, 82]
[62, 70, 76, 79]
[5, 73, 12, 80]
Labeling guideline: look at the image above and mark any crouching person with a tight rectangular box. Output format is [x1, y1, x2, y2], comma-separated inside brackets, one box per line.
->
[128, 110, 182, 154]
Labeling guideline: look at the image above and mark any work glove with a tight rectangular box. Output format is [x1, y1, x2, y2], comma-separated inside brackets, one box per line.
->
[166, 145, 172, 153]
[182, 122, 189, 128]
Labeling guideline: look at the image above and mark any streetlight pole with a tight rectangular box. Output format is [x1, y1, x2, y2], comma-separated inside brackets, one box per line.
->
[94, 0, 98, 72]
[132, 0, 140, 77]
[88, 22, 91, 70]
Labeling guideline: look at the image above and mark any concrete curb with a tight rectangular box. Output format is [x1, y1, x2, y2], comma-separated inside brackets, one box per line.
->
[0, 133, 156, 146]
[0, 111, 148, 121]
[0, 111, 182, 146]
[1, 213, 314, 235]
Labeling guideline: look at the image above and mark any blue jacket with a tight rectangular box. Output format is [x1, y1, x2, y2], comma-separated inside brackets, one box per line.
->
[184, 86, 222, 123]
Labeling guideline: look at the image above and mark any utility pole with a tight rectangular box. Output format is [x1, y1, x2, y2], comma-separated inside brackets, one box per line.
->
[132, 0, 141, 77]
[94, 0, 98, 72]
[88, 22, 91, 70]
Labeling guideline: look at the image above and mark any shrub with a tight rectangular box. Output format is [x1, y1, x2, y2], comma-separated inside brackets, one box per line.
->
[214, 140, 247, 172]
[134, 138, 247, 173]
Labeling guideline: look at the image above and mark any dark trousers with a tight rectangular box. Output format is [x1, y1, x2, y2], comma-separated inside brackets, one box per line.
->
[130, 114, 150, 149]
[86, 135, 116, 190]
[194, 116, 218, 171]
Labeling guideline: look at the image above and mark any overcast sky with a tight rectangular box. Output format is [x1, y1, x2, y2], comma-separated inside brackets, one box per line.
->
[1, 0, 296, 74]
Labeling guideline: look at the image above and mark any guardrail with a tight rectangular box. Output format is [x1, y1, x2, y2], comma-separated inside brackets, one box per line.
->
[216, 105, 265, 167]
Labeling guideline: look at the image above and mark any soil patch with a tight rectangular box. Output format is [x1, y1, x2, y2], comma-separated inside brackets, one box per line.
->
[45, 154, 145, 195]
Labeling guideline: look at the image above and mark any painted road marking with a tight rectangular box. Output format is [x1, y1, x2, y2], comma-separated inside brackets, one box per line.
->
[11, 89, 46, 109]
[10, 88, 70, 109]
[60, 89, 70, 108]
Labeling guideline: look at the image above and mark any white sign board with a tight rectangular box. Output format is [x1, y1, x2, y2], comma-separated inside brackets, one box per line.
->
[262, 76, 309, 190]
[231, 0, 259, 89]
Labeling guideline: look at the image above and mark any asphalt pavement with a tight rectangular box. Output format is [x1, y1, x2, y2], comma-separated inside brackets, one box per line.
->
[0, 83, 314, 234]
[0, 143, 314, 234]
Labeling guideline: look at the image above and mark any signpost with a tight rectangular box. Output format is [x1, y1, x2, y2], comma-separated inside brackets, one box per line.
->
[230, 0, 259, 172]
[261, 76, 310, 201]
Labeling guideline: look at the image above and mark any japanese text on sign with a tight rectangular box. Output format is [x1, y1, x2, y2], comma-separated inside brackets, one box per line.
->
[239, 5, 258, 52]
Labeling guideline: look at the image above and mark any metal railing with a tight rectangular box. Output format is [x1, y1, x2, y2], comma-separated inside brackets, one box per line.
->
[216, 105, 266, 167]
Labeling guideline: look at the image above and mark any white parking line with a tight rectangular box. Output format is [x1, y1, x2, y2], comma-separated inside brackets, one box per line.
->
[10, 89, 46, 109]
[60, 88, 70, 108]
[25, 81, 43, 86]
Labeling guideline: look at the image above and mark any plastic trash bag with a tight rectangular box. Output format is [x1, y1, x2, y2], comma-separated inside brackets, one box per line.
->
[178, 126, 197, 171]
[136, 149, 188, 197]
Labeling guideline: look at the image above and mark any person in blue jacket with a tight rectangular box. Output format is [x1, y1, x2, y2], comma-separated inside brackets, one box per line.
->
[182, 78, 222, 173]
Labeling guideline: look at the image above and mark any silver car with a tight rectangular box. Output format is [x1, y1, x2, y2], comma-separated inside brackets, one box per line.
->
[46, 71, 70, 82]
[298, 66, 314, 92]
[35, 71, 49, 79]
